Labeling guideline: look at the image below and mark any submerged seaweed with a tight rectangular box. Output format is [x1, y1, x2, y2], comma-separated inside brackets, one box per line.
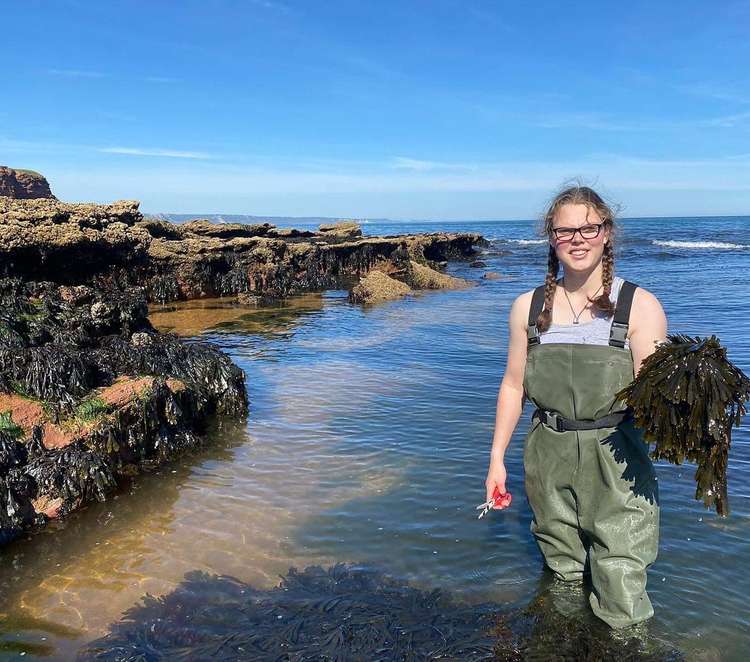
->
[617, 334, 750, 516]
[78, 564, 682, 661]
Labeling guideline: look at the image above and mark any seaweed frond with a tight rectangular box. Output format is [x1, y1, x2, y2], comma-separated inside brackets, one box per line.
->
[617, 334, 750, 516]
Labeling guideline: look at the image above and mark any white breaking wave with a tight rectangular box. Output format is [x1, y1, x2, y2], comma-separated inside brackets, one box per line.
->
[507, 239, 547, 245]
[652, 240, 747, 250]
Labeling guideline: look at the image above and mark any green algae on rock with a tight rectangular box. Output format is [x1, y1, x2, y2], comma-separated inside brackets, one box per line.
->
[617, 334, 750, 516]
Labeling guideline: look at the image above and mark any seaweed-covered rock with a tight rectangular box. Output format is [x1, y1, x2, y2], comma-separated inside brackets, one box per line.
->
[349, 269, 411, 304]
[0, 198, 147, 284]
[0, 188, 486, 548]
[0, 469, 38, 544]
[0, 278, 248, 545]
[318, 220, 363, 241]
[179, 219, 274, 239]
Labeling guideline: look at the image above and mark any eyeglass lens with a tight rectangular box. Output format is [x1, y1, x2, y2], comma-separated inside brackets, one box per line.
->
[553, 224, 602, 240]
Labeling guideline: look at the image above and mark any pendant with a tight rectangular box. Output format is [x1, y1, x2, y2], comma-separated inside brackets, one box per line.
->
[573, 319, 579, 325]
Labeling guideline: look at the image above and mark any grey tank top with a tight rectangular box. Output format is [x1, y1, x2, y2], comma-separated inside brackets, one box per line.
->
[538, 276, 630, 348]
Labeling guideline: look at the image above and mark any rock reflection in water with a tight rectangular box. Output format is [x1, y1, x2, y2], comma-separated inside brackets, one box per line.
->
[149, 293, 326, 338]
[78, 563, 683, 661]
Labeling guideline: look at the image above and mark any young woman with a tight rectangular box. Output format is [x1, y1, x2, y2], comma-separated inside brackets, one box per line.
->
[485, 185, 667, 629]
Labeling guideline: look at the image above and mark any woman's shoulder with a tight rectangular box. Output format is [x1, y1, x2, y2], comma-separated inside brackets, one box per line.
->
[510, 288, 538, 329]
[628, 284, 668, 332]
[628, 283, 663, 310]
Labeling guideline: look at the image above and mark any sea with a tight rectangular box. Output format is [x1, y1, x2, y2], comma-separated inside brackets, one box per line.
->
[0, 215, 748, 660]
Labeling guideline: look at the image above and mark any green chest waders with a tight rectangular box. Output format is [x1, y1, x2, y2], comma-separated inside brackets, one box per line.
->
[523, 281, 660, 629]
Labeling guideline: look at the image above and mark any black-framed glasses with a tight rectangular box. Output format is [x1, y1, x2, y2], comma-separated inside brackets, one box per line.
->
[551, 222, 605, 241]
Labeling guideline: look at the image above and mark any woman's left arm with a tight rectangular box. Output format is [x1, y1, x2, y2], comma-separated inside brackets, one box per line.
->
[629, 287, 668, 376]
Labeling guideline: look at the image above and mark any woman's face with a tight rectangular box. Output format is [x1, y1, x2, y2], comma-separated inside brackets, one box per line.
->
[549, 203, 609, 273]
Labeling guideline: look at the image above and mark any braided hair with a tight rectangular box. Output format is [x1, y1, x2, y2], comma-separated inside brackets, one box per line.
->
[536, 185, 619, 333]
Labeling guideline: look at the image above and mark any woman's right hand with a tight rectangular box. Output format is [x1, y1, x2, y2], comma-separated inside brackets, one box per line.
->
[485, 460, 512, 509]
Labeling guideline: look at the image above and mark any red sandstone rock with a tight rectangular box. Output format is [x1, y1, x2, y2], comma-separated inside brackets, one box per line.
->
[0, 166, 55, 199]
[0, 377, 186, 451]
[32, 495, 64, 519]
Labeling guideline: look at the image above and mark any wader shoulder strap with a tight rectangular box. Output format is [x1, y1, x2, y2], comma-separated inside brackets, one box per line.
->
[609, 280, 638, 348]
[527, 285, 546, 347]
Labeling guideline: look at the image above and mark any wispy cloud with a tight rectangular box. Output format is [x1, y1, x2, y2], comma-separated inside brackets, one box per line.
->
[246, 0, 292, 13]
[530, 109, 750, 132]
[675, 82, 750, 105]
[532, 112, 647, 132]
[391, 157, 478, 172]
[1, 137, 212, 160]
[31, 149, 750, 218]
[98, 147, 213, 159]
[144, 76, 181, 84]
[6, 133, 749, 199]
[345, 56, 402, 81]
[48, 68, 107, 79]
[700, 110, 750, 128]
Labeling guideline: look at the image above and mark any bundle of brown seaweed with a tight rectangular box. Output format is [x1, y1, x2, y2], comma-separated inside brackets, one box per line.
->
[616, 334, 750, 516]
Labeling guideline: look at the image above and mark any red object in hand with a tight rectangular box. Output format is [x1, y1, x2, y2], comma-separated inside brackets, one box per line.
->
[492, 486, 512, 509]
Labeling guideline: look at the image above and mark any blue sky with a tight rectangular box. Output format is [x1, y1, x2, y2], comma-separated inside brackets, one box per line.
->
[3, 0, 749, 219]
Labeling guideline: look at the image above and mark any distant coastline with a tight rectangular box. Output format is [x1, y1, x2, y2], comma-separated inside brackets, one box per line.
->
[149, 212, 750, 226]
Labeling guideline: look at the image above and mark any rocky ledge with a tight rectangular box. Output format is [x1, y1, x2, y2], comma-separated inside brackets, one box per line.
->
[0, 194, 485, 545]
[0, 198, 485, 303]
[0, 166, 55, 200]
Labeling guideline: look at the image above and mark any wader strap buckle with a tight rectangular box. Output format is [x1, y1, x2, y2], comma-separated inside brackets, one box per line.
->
[533, 408, 630, 432]
[534, 409, 565, 432]
[526, 285, 546, 348]
[609, 321, 629, 348]
[608, 280, 638, 348]
[527, 324, 541, 346]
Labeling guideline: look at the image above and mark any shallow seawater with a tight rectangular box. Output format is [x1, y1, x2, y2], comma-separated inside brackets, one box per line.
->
[0, 216, 749, 660]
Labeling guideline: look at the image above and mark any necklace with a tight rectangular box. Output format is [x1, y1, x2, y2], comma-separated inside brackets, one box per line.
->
[561, 279, 603, 324]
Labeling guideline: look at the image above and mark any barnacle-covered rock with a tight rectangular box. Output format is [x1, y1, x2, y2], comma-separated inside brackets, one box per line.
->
[405, 259, 472, 290]
[617, 334, 750, 516]
[0, 197, 485, 303]
[349, 269, 411, 304]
